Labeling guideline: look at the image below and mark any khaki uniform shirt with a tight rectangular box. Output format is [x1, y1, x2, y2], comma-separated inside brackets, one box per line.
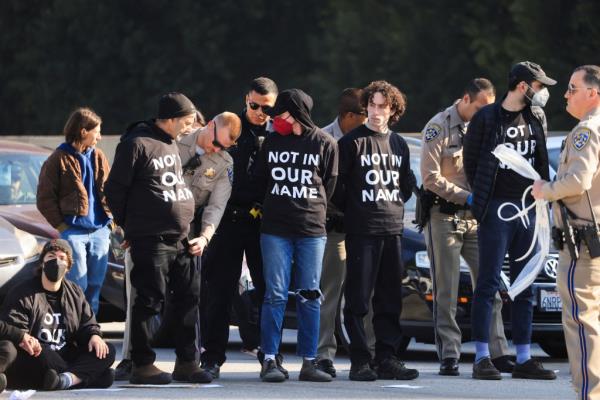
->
[177, 129, 233, 240]
[541, 108, 600, 227]
[420, 102, 470, 205]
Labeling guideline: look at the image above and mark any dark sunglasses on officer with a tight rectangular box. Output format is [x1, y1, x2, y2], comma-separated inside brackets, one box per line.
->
[248, 101, 273, 115]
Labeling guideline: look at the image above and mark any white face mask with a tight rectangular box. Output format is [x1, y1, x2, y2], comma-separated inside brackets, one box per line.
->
[525, 85, 550, 108]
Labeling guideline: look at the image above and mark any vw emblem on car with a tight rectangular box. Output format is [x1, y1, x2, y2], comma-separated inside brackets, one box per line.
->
[544, 258, 558, 279]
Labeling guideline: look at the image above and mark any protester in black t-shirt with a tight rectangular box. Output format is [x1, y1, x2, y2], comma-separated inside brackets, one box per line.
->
[335, 80, 418, 382]
[254, 89, 338, 383]
[0, 239, 114, 391]
[463, 61, 556, 380]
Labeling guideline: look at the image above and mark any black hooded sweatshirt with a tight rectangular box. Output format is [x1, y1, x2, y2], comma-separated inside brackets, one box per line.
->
[105, 120, 195, 240]
[254, 89, 338, 237]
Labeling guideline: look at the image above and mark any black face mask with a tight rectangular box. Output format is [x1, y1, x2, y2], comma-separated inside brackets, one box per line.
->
[43, 258, 68, 282]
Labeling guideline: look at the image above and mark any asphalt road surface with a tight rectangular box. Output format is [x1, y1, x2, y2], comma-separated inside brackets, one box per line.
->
[4, 323, 575, 400]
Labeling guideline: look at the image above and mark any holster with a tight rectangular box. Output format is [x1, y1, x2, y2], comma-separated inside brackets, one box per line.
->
[581, 224, 600, 258]
[414, 185, 433, 233]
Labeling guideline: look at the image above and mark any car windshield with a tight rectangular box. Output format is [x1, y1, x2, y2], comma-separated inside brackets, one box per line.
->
[0, 153, 48, 205]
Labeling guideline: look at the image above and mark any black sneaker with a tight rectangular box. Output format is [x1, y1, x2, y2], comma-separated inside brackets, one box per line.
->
[512, 359, 557, 380]
[299, 359, 332, 382]
[260, 359, 286, 383]
[472, 357, 501, 380]
[316, 358, 336, 378]
[492, 355, 515, 373]
[376, 357, 419, 380]
[201, 362, 220, 379]
[349, 362, 377, 381]
[114, 359, 133, 381]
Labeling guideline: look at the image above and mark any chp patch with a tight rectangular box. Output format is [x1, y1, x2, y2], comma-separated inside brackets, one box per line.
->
[424, 123, 442, 142]
[227, 166, 234, 185]
[572, 128, 591, 151]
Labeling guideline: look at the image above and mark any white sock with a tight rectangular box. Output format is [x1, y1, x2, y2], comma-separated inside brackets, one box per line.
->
[304, 357, 315, 361]
[264, 354, 276, 361]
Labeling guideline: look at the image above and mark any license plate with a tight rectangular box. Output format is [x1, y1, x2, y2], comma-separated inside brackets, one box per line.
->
[539, 289, 562, 312]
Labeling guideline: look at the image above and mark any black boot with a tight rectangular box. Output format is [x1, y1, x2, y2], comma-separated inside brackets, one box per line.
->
[172, 359, 213, 383]
[130, 363, 172, 385]
[299, 359, 332, 382]
[260, 358, 286, 383]
[472, 357, 501, 380]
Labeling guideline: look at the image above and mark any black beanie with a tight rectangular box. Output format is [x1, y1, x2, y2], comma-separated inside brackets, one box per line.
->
[40, 239, 73, 267]
[158, 92, 196, 119]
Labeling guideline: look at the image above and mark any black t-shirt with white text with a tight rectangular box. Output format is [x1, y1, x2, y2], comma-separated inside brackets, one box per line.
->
[255, 128, 338, 237]
[38, 288, 67, 351]
[493, 108, 536, 199]
[336, 125, 413, 235]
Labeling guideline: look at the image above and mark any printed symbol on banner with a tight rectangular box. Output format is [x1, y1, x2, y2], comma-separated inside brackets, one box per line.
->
[572, 128, 591, 151]
[204, 168, 216, 178]
[424, 124, 442, 142]
[227, 166, 234, 184]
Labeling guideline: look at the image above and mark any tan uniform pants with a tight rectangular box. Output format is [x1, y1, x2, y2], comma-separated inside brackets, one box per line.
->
[317, 231, 375, 360]
[424, 207, 509, 360]
[558, 248, 600, 400]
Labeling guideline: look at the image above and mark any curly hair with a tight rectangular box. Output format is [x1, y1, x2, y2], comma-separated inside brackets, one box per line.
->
[360, 80, 407, 125]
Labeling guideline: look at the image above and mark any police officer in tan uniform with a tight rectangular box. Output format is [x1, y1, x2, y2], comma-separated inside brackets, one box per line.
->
[533, 65, 600, 400]
[115, 111, 241, 381]
[177, 112, 241, 247]
[420, 78, 512, 376]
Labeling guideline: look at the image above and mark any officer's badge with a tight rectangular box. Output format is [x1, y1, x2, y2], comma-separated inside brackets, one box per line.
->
[204, 168, 216, 178]
[424, 124, 442, 142]
[227, 166, 234, 185]
[572, 128, 591, 151]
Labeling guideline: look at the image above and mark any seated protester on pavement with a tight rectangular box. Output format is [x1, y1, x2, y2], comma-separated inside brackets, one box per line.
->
[0, 239, 115, 391]
[0, 317, 42, 393]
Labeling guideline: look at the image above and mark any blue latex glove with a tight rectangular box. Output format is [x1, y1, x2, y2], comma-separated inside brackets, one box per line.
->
[466, 193, 473, 206]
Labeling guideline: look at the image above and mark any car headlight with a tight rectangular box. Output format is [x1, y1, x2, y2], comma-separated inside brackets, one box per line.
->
[415, 250, 470, 272]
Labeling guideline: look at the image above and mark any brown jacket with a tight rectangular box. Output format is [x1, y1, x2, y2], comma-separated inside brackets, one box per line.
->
[37, 147, 112, 230]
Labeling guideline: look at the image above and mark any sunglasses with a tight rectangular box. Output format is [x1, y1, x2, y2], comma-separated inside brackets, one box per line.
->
[248, 101, 273, 114]
[212, 124, 227, 150]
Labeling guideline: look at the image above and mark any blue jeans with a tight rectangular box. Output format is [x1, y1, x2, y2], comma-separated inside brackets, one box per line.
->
[471, 198, 536, 345]
[260, 233, 326, 358]
[62, 225, 110, 315]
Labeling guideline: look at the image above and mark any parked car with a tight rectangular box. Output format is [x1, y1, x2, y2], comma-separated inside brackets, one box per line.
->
[0, 140, 126, 321]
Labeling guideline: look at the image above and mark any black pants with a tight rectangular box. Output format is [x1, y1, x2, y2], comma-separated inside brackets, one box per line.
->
[5, 342, 115, 389]
[0, 341, 16, 373]
[344, 234, 404, 364]
[129, 238, 201, 366]
[200, 217, 264, 365]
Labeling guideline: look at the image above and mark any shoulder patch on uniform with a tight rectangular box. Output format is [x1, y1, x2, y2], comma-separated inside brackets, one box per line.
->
[572, 128, 591, 151]
[227, 166, 234, 185]
[424, 123, 442, 142]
